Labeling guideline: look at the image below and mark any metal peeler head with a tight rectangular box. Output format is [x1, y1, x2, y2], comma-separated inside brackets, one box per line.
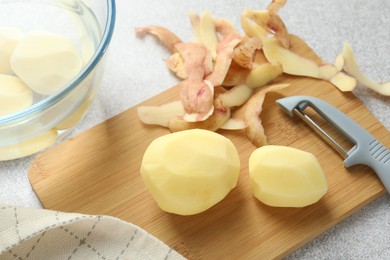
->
[276, 95, 310, 117]
[276, 95, 351, 158]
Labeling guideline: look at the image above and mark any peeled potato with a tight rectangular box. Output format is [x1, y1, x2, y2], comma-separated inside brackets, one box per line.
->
[0, 129, 57, 161]
[10, 30, 82, 95]
[249, 145, 327, 207]
[55, 97, 92, 130]
[0, 26, 23, 74]
[0, 74, 33, 116]
[140, 129, 240, 215]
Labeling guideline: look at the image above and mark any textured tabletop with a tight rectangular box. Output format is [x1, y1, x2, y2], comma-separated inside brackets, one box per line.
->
[1, 0, 390, 259]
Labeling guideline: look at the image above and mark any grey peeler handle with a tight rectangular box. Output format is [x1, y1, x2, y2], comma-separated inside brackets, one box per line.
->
[277, 95, 390, 193]
[347, 139, 390, 192]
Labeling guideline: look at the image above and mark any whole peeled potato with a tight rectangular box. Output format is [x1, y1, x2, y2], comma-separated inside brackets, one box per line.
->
[249, 145, 328, 207]
[140, 129, 240, 215]
[0, 26, 23, 74]
[10, 31, 82, 95]
[0, 74, 33, 116]
[0, 129, 57, 161]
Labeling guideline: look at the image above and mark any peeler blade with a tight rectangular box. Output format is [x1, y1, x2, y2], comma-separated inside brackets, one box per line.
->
[276, 95, 390, 193]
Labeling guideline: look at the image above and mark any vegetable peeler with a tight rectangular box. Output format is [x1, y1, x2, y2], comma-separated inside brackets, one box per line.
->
[276, 95, 390, 193]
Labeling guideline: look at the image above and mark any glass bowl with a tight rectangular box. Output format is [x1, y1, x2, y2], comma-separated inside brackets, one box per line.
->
[0, 0, 116, 160]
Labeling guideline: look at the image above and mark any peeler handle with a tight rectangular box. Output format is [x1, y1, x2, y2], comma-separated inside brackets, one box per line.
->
[346, 139, 390, 193]
[371, 159, 390, 193]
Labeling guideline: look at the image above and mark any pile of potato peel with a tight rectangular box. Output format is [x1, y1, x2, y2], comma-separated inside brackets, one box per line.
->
[136, 0, 390, 148]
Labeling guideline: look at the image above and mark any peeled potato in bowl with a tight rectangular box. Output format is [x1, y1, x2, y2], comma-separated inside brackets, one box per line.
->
[0, 0, 116, 161]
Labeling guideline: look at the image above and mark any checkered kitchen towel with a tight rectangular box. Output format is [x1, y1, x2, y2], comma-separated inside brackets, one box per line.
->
[0, 205, 185, 260]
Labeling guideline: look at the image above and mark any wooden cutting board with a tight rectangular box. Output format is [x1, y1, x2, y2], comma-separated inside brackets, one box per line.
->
[28, 36, 389, 259]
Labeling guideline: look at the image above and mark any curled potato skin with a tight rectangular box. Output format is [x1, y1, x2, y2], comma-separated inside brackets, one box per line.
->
[222, 61, 250, 87]
[214, 18, 238, 40]
[137, 100, 185, 127]
[232, 83, 289, 147]
[175, 42, 213, 82]
[205, 35, 241, 87]
[266, 0, 287, 13]
[242, 9, 290, 49]
[169, 87, 230, 132]
[180, 80, 214, 121]
[341, 42, 390, 95]
[135, 26, 182, 53]
[166, 53, 187, 79]
[233, 37, 263, 69]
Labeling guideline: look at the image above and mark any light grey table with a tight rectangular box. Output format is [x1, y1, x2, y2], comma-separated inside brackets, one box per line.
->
[1, 1, 389, 259]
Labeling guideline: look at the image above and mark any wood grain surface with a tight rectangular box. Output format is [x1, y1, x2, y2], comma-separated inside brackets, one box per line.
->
[28, 36, 389, 259]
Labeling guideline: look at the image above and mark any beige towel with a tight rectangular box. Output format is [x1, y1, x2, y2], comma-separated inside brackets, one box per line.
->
[0, 205, 185, 260]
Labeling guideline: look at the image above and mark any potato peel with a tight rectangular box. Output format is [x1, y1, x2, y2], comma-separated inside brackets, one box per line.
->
[246, 62, 283, 89]
[266, 0, 287, 13]
[242, 9, 290, 49]
[200, 11, 219, 60]
[220, 118, 246, 130]
[175, 42, 213, 82]
[180, 80, 214, 122]
[205, 35, 241, 86]
[219, 84, 253, 107]
[318, 64, 339, 80]
[135, 26, 182, 53]
[166, 53, 186, 79]
[188, 12, 202, 43]
[334, 54, 344, 71]
[137, 100, 185, 127]
[169, 87, 230, 132]
[222, 61, 250, 87]
[137, 0, 389, 148]
[241, 14, 268, 39]
[232, 83, 290, 147]
[342, 42, 390, 96]
[262, 37, 320, 78]
[330, 72, 357, 92]
[232, 37, 263, 69]
[214, 18, 238, 40]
